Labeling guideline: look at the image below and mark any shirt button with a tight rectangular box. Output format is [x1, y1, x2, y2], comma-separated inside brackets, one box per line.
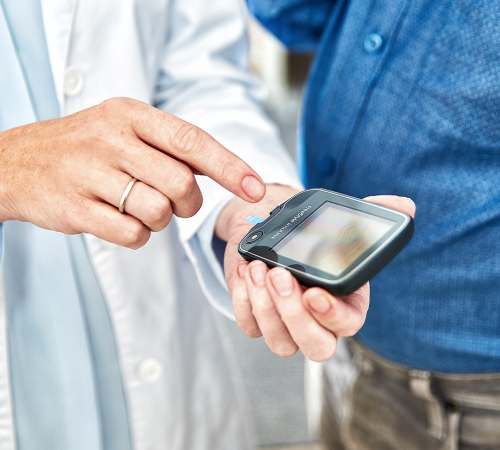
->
[136, 357, 164, 384]
[317, 155, 336, 175]
[64, 66, 85, 96]
[364, 33, 384, 54]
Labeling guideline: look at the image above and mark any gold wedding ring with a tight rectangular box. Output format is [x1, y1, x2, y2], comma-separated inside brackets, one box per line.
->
[119, 177, 138, 214]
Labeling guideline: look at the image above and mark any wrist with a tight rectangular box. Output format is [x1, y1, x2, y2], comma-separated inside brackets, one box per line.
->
[0, 128, 20, 223]
[215, 184, 299, 242]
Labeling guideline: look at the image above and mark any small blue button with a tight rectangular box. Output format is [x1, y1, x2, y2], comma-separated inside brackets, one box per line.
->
[364, 33, 383, 54]
[317, 155, 336, 175]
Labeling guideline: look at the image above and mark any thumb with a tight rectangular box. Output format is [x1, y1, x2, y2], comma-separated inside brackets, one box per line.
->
[364, 195, 416, 218]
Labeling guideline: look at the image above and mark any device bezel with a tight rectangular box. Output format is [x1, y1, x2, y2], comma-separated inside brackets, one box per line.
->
[238, 189, 413, 296]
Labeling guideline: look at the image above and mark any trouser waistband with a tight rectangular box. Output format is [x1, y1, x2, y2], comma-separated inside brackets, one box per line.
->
[348, 339, 500, 447]
[349, 339, 500, 411]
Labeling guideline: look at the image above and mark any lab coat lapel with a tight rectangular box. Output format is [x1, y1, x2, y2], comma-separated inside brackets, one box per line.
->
[40, 0, 77, 108]
[0, 5, 36, 129]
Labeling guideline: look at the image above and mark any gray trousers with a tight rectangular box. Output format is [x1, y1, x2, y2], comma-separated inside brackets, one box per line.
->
[321, 339, 500, 450]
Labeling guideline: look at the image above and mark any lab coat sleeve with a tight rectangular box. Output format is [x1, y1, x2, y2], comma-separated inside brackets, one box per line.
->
[153, 0, 303, 317]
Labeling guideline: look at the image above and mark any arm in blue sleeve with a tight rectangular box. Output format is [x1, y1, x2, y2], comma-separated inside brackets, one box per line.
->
[247, 0, 336, 52]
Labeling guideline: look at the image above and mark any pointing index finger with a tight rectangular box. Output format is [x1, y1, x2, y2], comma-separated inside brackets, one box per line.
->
[132, 104, 266, 203]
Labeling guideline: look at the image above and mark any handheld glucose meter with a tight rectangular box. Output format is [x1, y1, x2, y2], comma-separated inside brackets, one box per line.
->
[239, 189, 414, 296]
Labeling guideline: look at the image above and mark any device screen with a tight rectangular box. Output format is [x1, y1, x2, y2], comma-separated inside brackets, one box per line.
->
[272, 202, 395, 276]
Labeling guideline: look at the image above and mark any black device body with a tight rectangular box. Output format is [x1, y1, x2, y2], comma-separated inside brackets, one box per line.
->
[238, 189, 414, 296]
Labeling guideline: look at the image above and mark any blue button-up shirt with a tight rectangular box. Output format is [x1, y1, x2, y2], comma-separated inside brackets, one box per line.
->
[249, 0, 500, 372]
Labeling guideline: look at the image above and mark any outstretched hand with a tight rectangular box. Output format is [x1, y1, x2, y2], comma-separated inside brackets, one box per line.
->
[216, 187, 416, 361]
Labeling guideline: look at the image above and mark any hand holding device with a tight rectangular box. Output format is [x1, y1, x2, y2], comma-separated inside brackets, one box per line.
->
[217, 186, 415, 362]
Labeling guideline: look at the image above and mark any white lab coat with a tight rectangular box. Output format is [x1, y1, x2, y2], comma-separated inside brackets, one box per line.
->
[0, 0, 302, 449]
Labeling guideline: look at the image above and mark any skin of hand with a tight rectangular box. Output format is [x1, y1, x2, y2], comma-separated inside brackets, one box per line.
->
[216, 186, 416, 362]
[0, 97, 265, 249]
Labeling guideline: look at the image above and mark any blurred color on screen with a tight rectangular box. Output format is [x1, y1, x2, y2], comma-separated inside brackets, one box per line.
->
[273, 202, 394, 276]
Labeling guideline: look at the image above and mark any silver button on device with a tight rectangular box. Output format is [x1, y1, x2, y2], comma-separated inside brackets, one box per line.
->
[246, 231, 263, 244]
[64, 66, 85, 97]
[364, 33, 384, 54]
[136, 357, 164, 384]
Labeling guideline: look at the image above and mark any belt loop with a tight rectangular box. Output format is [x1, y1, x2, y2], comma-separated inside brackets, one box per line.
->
[442, 404, 461, 450]
[409, 370, 446, 440]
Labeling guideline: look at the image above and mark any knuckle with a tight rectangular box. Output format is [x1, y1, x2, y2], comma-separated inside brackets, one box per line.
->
[338, 318, 365, 338]
[216, 156, 238, 183]
[148, 194, 171, 225]
[170, 165, 196, 198]
[63, 194, 93, 233]
[100, 97, 133, 111]
[308, 345, 336, 363]
[252, 301, 276, 316]
[121, 221, 146, 247]
[248, 329, 263, 339]
[175, 171, 197, 199]
[270, 342, 298, 358]
[95, 98, 136, 125]
[172, 123, 204, 153]
[97, 98, 118, 115]
[169, 171, 202, 219]
[234, 308, 262, 338]
[238, 323, 262, 339]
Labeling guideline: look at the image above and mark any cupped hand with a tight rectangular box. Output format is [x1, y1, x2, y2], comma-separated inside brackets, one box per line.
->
[216, 187, 416, 362]
[0, 97, 265, 249]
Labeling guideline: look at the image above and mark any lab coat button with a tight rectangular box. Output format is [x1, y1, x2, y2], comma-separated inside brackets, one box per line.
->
[64, 67, 85, 96]
[136, 357, 164, 384]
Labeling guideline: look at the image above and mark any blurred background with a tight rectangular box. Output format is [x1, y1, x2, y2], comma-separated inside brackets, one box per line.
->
[218, 16, 324, 450]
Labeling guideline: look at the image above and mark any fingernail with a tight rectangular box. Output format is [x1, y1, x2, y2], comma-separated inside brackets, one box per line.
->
[270, 269, 294, 297]
[241, 175, 265, 201]
[308, 293, 332, 314]
[237, 263, 247, 279]
[249, 262, 266, 286]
